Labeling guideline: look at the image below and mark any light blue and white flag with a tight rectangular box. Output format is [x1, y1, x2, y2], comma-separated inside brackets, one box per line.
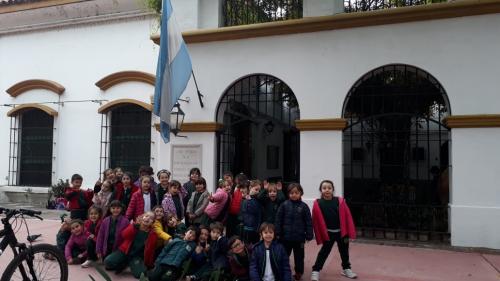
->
[154, 0, 192, 143]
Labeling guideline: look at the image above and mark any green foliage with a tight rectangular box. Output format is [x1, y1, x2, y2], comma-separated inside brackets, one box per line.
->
[51, 179, 70, 198]
[144, 0, 162, 14]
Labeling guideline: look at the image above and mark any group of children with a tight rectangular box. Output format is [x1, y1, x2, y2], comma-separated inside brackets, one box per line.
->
[56, 166, 358, 281]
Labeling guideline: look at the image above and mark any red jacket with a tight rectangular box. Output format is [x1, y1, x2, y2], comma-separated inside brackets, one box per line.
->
[113, 182, 139, 202]
[84, 219, 102, 242]
[118, 224, 158, 268]
[64, 188, 93, 210]
[229, 188, 243, 215]
[125, 190, 157, 221]
[312, 197, 356, 245]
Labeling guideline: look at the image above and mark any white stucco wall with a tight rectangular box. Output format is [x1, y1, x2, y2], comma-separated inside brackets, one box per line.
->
[450, 128, 500, 248]
[0, 16, 159, 187]
[1, 5, 499, 248]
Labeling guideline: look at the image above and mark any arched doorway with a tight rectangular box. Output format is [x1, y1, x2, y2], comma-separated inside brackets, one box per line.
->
[343, 64, 451, 241]
[216, 74, 300, 183]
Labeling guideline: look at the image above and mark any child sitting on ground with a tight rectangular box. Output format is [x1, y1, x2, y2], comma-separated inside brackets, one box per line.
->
[145, 226, 199, 281]
[185, 225, 211, 281]
[166, 214, 187, 239]
[228, 236, 252, 281]
[96, 200, 130, 261]
[207, 222, 229, 280]
[65, 219, 87, 264]
[104, 212, 158, 278]
[152, 205, 171, 246]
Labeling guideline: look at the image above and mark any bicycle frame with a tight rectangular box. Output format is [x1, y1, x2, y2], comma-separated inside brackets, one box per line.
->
[0, 210, 37, 280]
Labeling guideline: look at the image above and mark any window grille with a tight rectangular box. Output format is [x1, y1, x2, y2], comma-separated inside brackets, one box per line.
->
[106, 105, 151, 180]
[216, 74, 300, 183]
[8, 115, 20, 186]
[223, 0, 303, 27]
[9, 109, 54, 186]
[99, 112, 111, 179]
[343, 64, 451, 242]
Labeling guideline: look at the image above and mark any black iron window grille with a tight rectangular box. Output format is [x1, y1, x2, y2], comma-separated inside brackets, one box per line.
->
[223, 0, 303, 27]
[8, 109, 54, 186]
[343, 64, 451, 242]
[344, 0, 446, 13]
[8, 115, 20, 186]
[216, 74, 300, 184]
[102, 105, 152, 180]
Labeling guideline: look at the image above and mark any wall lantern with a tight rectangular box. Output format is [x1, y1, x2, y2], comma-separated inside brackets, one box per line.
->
[170, 103, 185, 136]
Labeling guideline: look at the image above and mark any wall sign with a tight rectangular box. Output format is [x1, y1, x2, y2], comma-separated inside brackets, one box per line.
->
[171, 145, 202, 182]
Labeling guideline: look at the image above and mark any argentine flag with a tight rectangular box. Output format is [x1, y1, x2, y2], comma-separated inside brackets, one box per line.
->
[154, 0, 192, 143]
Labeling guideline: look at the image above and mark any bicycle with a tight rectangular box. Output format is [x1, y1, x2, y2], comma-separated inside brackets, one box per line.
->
[0, 207, 68, 281]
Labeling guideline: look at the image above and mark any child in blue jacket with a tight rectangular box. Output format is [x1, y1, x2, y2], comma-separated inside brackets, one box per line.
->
[250, 223, 292, 281]
[145, 226, 198, 281]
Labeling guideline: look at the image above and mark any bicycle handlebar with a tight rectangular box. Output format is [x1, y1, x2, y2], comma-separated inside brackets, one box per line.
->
[0, 208, 43, 221]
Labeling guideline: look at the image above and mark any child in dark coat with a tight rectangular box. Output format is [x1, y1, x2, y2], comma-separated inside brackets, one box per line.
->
[208, 222, 229, 276]
[241, 180, 263, 245]
[259, 183, 286, 224]
[250, 223, 292, 281]
[275, 183, 313, 281]
[228, 236, 252, 281]
[146, 226, 198, 281]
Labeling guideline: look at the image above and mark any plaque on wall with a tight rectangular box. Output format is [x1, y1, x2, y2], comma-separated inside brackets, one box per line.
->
[171, 145, 202, 182]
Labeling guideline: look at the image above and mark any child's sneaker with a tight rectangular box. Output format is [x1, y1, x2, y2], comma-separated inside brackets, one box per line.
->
[81, 260, 92, 268]
[341, 269, 357, 279]
[311, 271, 320, 281]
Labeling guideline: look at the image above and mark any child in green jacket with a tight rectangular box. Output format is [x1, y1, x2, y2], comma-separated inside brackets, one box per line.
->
[146, 226, 198, 281]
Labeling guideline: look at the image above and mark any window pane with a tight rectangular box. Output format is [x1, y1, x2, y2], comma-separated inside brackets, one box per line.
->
[110, 105, 151, 180]
[19, 109, 53, 186]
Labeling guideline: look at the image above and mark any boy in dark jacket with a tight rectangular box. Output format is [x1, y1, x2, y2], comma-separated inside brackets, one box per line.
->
[258, 182, 286, 224]
[275, 183, 313, 281]
[241, 180, 263, 245]
[208, 222, 229, 279]
[146, 226, 198, 281]
[250, 223, 292, 281]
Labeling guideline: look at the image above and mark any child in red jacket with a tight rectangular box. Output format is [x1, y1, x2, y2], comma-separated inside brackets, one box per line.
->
[104, 211, 158, 278]
[65, 174, 93, 220]
[311, 180, 357, 280]
[126, 176, 158, 221]
[81, 206, 102, 268]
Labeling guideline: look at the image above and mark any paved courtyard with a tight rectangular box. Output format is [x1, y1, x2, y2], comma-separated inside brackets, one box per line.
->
[0, 207, 499, 281]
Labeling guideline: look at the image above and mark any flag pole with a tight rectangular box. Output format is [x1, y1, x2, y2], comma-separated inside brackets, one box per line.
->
[191, 70, 204, 108]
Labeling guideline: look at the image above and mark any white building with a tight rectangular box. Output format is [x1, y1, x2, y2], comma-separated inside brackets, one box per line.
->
[1, 0, 499, 249]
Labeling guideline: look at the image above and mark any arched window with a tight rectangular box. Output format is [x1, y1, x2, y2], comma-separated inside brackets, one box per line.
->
[99, 102, 152, 179]
[13, 109, 54, 186]
[216, 74, 300, 183]
[343, 64, 451, 241]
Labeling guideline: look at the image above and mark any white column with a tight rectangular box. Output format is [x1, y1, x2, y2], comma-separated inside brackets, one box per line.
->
[198, 0, 222, 29]
[450, 128, 500, 249]
[303, 0, 344, 17]
[300, 130, 344, 206]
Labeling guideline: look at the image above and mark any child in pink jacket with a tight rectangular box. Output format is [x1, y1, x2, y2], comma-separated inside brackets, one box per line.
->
[311, 180, 357, 280]
[65, 219, 87, 264]
[202, 180, 231, 225]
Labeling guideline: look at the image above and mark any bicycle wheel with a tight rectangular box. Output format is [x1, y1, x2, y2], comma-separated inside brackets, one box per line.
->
[1, 243, 68, 281]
